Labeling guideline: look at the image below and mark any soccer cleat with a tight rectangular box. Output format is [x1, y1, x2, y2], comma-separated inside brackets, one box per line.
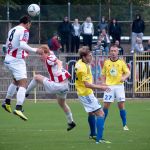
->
[67, 121, 76, 131]
[89, 135, 96, 140]
[123, 125, 129, 131]
[96, 139, 111, 144]
[2, 103, 12, 113]
[13, 110, 28, 121]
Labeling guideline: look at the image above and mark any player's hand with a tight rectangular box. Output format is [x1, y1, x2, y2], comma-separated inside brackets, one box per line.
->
[36, 48, 44, 55]
[120, 76, 126, 82]
[100, 85, 111, 93]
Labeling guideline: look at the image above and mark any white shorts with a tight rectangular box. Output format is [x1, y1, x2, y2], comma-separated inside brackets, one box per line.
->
[78, 93, 101, 113]
[4, 55, 27, 81]
[103, 84, 125, 102]
[43, 77, 69, 99]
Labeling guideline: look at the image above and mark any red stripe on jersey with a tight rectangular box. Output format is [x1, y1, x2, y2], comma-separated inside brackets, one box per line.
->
[47, 57, 57, 62]
[12, 49, 18, 57]
[22, 50, 24, 59]
[46, 61, 55, 81]
[65, 72, 71, 79]
[58, 75, 63, 82]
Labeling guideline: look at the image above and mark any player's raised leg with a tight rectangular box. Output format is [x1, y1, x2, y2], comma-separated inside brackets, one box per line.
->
[26, 75, 42, 97]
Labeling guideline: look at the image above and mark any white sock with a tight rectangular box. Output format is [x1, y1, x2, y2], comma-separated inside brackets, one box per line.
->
[6, 83, 17, 99]
[26, 79, 37, 94]
[65, 112, 73, 124]
[16, 87, 26, 106]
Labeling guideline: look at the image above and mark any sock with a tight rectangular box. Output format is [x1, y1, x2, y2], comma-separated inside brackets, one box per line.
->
[96, 116, 104, 142]
[26, 79, 37, 95]
[16, 87, 26, 106]
[103, 108, 108, 121]
[65, 112, 73, 124]
[5, 83, 17, 104]
[88, 115, 96, 136]
[120, 109, 127, 127]
[16, 105, 22, 111]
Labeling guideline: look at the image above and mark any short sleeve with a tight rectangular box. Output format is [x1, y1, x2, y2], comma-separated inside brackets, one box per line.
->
[20, 30, 29, 42]
[122, 60, 130, 74]
[47, 55, 57, 66]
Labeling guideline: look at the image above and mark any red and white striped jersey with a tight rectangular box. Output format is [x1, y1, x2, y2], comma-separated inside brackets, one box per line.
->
[6, 25, 29, 59]
[45, 54, 71, 83]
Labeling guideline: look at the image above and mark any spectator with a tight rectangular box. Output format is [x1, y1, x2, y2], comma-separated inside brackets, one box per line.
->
[71, 18, 81, 53]
[144, 39, 150, 51]
[58, 16, 73, 53]
[115, 40, 124, 55]
[109, 18, 122, 43]
[131, 14, 145, 53]
[142, 40, 150, 80]
[134, 37, 144, 53]
[48, 33, 61, 56]
[81, 17, 94, 50]
[97, 16, 108, 35]
[94, 29, 110, 55]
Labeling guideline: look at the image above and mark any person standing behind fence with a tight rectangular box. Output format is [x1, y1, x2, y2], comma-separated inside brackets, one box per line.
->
[58, 16, 73, 53]
[71, 18, 81, 53]
[81, 17, 94, 50]
[109, 18, 122, 43]
[101, 45, 130, 131]
[1, 15, 43, 121]
[75, 46, 111, 144]
[131, 14, 145, 53]
[97, 16, 108, 35]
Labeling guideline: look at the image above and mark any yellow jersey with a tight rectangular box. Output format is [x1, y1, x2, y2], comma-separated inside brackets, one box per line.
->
[75, 59, 93, 96]
[101, 58, 130, 85]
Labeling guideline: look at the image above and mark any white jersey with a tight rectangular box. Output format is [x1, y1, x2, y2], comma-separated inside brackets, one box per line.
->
[6, 25, 29, 59]
[45, 54, 71, 83]
[82, 22, 94, 35]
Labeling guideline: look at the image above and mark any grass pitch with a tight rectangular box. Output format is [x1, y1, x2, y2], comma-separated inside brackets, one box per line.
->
[0, 99, 150, 150]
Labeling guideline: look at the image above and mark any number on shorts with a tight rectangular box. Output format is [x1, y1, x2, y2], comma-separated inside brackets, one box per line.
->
[9, 29, 16, 42]
[104, 95, 112, 101]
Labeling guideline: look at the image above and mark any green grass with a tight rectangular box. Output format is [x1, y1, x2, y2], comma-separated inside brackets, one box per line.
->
[0, 100, 150, 150]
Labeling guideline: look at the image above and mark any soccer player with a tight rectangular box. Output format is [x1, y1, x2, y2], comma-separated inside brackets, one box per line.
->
[101, 45, 131, 131]
[2, 15, 43, 121]
[25, 45, 76, 131]
[75, 46, 111, 144]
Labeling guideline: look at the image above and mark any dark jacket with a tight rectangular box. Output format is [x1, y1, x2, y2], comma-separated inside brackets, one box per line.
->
[109, 23, 121, 37]
[132, 18, 145, 33]
[58, 21, 73, 37]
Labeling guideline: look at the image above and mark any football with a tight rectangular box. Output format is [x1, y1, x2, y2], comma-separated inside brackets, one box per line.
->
[27, 4, 40, 17]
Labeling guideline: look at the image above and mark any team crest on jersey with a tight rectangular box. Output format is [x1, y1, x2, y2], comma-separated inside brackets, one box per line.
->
[110, 67, 117, 76]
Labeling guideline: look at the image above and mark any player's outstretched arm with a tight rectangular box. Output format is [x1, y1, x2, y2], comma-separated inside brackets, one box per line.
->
[84, 81, 110, 92]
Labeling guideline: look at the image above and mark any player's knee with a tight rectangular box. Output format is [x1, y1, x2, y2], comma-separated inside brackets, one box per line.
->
[34, 74, 41, 80]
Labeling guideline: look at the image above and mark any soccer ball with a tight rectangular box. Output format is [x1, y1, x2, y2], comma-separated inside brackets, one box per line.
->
[27, 4, 40, 17]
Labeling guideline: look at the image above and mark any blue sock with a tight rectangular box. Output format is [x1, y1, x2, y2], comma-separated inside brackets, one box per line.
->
[120, 109, 127, 127]
[88, 115, 96, 136]
[96, 116, 104, 142]
[103, 108, 108, 121]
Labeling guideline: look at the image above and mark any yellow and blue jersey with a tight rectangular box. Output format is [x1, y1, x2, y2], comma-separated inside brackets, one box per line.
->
[101, 58, 130, 85]
[75, 59, 93, 96]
